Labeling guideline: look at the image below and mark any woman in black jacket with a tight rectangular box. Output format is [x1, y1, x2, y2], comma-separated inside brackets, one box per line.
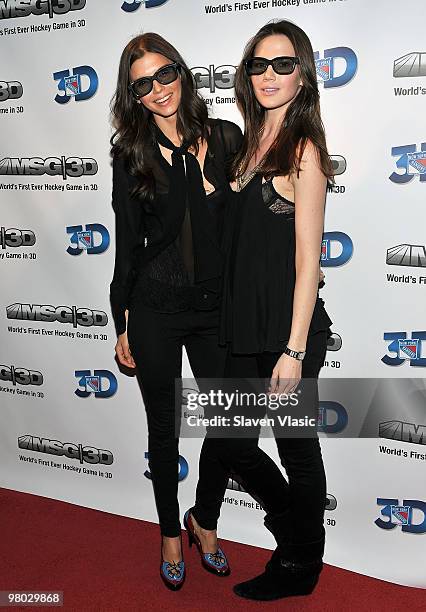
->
[109, 32, 242, 590]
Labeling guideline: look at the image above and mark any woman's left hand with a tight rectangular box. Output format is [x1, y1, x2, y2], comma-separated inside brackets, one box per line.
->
[269, 353, 302, 396]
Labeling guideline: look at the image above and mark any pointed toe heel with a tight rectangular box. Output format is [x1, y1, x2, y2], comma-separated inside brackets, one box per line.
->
[160, 559, 185, 591]
[160, 535, 185, 591]
[183, 508, 230, 577]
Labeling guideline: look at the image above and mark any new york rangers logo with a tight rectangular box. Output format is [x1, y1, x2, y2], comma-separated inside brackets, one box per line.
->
[314, 47, 357, 88]
[389, 144, 426, 184]
[77, 231, 93, 249]
[54, 66, 98, 104]
[84, 376, 100, 393]
[376, 498, 426, 533]
[66, 223, 109, 255]
[64, 74, 81, 96]
[321, 239, 330, 260]
[390, 505, 411, 525]
[407, 151, 426, 175]
[321, 232, 353, 267]
[383, 332, 426, 366]
[315, 58, 332, 82]
[398, 339, 420, 360]
[74, 369, 117, 398]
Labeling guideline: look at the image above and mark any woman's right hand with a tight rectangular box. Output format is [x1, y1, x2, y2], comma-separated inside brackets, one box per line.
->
[115, 331, 136, 368]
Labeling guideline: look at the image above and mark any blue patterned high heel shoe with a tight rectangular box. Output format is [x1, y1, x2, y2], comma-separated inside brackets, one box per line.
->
[183, 508, 230, 576]
[160, 537, 185, 591]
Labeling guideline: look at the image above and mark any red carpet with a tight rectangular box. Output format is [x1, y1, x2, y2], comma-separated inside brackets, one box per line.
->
[0, 487, 425, 612]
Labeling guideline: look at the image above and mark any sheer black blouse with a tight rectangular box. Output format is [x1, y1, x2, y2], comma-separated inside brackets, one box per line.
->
[110, 118, 243, 335]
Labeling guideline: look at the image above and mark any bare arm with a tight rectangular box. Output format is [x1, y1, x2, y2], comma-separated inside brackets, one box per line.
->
[288, 142, 326, 351]
[270, 142, 326, 393]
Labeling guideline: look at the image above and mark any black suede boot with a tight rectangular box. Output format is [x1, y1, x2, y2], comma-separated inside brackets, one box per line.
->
[233, 557, 323, 601]
[233, 511, 325, 601]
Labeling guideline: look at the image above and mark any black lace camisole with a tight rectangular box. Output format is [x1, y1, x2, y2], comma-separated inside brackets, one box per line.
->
[219, 173, 332, 353]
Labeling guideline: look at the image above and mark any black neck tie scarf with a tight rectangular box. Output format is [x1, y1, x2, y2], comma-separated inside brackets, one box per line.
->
[154, 124, 222, 286]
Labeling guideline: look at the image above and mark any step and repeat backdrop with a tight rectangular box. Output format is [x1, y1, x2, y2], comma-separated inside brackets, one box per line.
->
[1, 0, 425, 589]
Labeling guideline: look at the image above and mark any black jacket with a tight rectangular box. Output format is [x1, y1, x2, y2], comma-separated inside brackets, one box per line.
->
[109, 118, 243, 335]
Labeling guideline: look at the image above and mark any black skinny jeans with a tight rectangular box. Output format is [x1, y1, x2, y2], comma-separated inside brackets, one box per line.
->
[193, 329, 328, 554]
[127, 304, 228, 538]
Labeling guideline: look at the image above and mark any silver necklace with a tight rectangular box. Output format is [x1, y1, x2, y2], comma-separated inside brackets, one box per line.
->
[236, 163, 262, 192]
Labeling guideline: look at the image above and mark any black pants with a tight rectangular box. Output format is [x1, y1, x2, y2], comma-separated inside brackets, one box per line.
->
[127, 304, 228, 537]
[193, 330, 328, 555]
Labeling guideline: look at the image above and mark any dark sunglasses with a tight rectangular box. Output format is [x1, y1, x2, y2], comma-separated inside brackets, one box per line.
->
[128, 62, 181, 99]
[245, 56, 300, 76]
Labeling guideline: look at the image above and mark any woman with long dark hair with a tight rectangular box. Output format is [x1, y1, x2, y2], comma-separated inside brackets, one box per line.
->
[109, 32, 242, 590]
[189, 19, 333, 601]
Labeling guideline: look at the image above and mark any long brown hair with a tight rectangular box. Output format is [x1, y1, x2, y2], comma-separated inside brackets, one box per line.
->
[232, 20, 333, 180]
[110, 32, 208, 200]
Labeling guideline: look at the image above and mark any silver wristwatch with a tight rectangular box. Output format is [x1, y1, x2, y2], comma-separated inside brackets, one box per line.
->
[283, 345, 306, 361]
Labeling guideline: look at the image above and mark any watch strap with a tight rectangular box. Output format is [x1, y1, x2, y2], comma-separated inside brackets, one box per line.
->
[284, 345, 306, 361]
